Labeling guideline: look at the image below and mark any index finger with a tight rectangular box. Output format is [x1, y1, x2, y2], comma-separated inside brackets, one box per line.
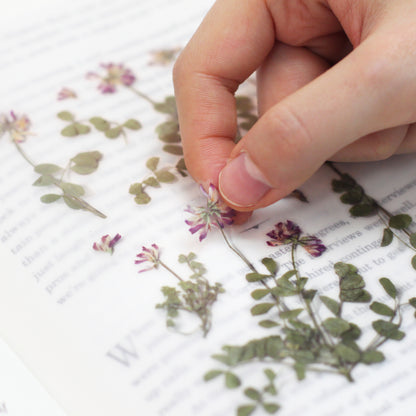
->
[173, 0, 275, 187]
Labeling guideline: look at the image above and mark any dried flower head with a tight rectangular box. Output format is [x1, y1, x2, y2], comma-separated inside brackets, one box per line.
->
[0, 111, 32, 143]
[135, 244, 161, 272]
[93, 233, 122, 254]
[87, 63, 135, 93]
[57, 87, 77, 100]
[299, 236, 326, 257]
[185, 184, 235, 241]
[149, 47, 181, 66]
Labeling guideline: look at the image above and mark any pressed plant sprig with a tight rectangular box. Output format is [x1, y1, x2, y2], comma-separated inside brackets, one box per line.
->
[327, 162, 416, 270]
[0, 111, 106, 218]
[136, 245, 224, 337]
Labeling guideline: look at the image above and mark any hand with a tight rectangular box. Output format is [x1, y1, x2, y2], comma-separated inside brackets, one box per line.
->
[173, 0, 416, 218]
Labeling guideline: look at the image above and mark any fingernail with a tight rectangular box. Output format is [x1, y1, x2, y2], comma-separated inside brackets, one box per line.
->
[219, 152, 271, 207]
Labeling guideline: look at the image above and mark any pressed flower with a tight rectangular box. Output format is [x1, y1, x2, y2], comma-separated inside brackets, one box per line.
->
[0, 111, 32, 143]
[185, 184, 235, 241]
[299, 236, 326, 257]
[93, 233, 122, 254]
[87, 63, 135, 93]
[266, 221, 301, 247]
[149, 47, 180, 66]
[57, 87, 77, 100]
[135, 244, 161, 272]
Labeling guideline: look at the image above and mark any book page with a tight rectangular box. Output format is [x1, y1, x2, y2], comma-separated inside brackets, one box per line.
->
[1, 1, 416, 415]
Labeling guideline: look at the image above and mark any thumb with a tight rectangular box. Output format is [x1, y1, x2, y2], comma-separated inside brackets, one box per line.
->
[218, 33, 416, 210]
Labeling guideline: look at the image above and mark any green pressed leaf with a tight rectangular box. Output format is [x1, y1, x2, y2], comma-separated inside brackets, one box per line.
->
[273, 275, 298, 297]
[143, 177, 160, 188]
[89, 117, 110, 131]
[281, 270, 297, 280]
[412, 255, 416, 271]
[61, 182, 85, 197]
[40, 194, 61, 203]
[381, 228, 394, 247]
[331, 174, 356, 193]
[263, 403, 280, 414]
[319, 296, 341, 316]
[156, 120, 180, 142]
[235, 96, 255, 113]
[71, 165, 97, 175]
[61, 124, 78, 137]
[334, 344, 361, 363]
[258, 320, 279, 328]
[340, 186, 363, 204]
[370, 301, 395, 317]
[153, 96, 177, 116]
[265, 336, 284, 358]
[379, 277, 397, 299]
[155, 170, 176, 183]
[264, 368, 276, 382]
[123, 119, 142, 130]
[279, 309, 303, 320]
[251, 303, 275, 316]
[237, 405, 256, 416]
[244, 388, 261, 401]
[349, 203, 377, 217]
[225, 372, 241, 389]
[57, 111, 74, 121]
[410, 233, 416, 249]
[176, 158, 187, 173]
[361, 350, 385, 365]
[335, 262, 372, 303]
[341, 323, 362, 341]
[129, 183, 143, 195]
[203, 370, 223, 381]
[322, 317, 350, 337]
[32, 175, 55, 186]
[372, 320, 405, 340]
[71, 151, 102, 166]
[146, 157, 160, 172]
[262, 257, 278, 276]
[105, 126, 122, 139]
[246, 272, 268, 282]
[389, 214, 412, 230]
[74, 123, 90, 135]
[134, 192, 151, 204]
[63, 196, 83, 210]
[294, 362, 305, 381]
[251, 289, 270, 300]
[302, 289, 317, 301]
[163, 144, 183, 155]
[409, 298, 416, 308]
[34, 163, 62, 175]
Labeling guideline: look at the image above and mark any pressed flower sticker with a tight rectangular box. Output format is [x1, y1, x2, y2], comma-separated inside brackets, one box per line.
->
[87, 63, 135, 93]
[93, 234, 122, 254]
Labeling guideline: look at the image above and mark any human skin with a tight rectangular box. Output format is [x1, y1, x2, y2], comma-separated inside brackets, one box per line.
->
[173, 0, 416, 221]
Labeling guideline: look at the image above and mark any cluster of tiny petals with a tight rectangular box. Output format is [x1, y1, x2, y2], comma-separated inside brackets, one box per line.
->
[87, 63, 135, 93]
[266, 220, 326, 258]
[185, 184, 235, 241]
[135, 244, 161, 273]
[0, 111, 32, 143]
[92, 233, 122, 254]
[57, 87, 77, 100]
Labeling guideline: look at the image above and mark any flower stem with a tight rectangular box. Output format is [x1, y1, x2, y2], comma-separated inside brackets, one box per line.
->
[127, 86, 157, 105]
[14, 141, 35, 166]
[160, 260, 184, 282]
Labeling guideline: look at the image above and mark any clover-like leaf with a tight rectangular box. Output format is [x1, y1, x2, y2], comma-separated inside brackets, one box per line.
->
[319, 295, 340, 316]
[251, 303, 275, 316]
[90, 117, 110, 131]
[123, 119, 142, 130]
[163, 144, 183, 155]
[40, 194, 61, 203]
[146, 157, 159, 172]
[203, 370, 223, 381]
[262, 257, 278, 276]
[389, 214, 412, 230]
[372, 320, 405, 340]
[155, 170, 176, 183]
[34, 163, 62, 175]
[57, 111, 74, 121]
[370, 301, 395, 317]
[105, 126, 122, 139]
[381, 228, 393, 247]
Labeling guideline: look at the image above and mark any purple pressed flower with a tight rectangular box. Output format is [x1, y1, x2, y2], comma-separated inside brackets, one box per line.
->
[135, 244, 161, 273]
[57, 87, 77, 100]
[0, 111, 32, 143]
[299, 236, 326, 257]
[93, 233, 122, 254]
[87, 63, 136, 93]
[185, 184, 235, 241]
[266, 220, 301, 247]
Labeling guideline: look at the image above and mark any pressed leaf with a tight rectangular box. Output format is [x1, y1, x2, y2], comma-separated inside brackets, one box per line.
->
[57, 111, 74, 121]
[123, 119, 142, 130]
[370, 301, 395, 317]
[89, 117, 110, 131]
[235, 96, 255, 113]
[156, 120, 180, 142]
[71, 151, 102, 166]
[63, 196, 83, 210]
[40, 194, 61, 203]
[410, 233, 416, 249]
[331, 174, 356, 193]
[341, 323, 362, 341]
[279, 309, 303, 320]
[349, 203, 377, 217]
[244, 388, 261, 401]
[225, 372, 241, 389]
[105, 126, 122, 139]
[146, 157, 159, 172]
[33, 174, 55, 186]
[251, 303, 275, 316]
[251, 289, 270, 300]
[389, 214, 412, 230]
[294, 362, 305, 381]
[302, 289, 317, 301]
[237, 405, 256, 416]
[246, 272, 268, 282]
[61, 182, 85, 197]
[380, 228, 393, 247]
[203, 370, 223, 381]
[163, 144, 183, 155]
[155, 170, 176, 183]
[71, 165, 97, 175]
[322, 317, 350, 337]
[334, 344, 360, 363]
[372, 320, 405, 340]
[409, 297, 416, 308]
[258, 320, 279, 328]
[281, 270, 297, 280]
[143, 177, 160, 188]
[362, 350, 385, 365]
[263, 403, 280, 414]
[264, 368, 276, 382]
[340, 186, 363, 204]
[61, 124, 78, 137]
[176, 158, 187, 172]
[153, 96, 177, 115]
[412, 255, 416, 271]
[134, 192, 151, 204]
[34, 163, 62, 175]
[319, 295, 340, 316]
[379, 278, 397, 299]
[129, 183, 143, 195]
[74, 123, 90, 135]
[262, 257, 278, 276]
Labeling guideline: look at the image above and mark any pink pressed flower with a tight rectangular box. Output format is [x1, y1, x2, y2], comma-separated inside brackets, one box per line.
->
[87, 63, 135, 93]
[299, 236, 326, 257]
[0, 111, 32, 143]
[135, 244, 160, 272]
[266, 221, 301, 247]
[57, 87, 77, 100]
[185, 184, 235, 241]
[93, 233, 122, 254]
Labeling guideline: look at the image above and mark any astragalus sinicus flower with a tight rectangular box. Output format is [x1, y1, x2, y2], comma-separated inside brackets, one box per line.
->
[267, 220, 326, 258]
[93, 233, 122, 254]
[87, 63, 136, 93]
[57, 87, 77, 100]
[0, 111, 32, 143]
[185, 184, 235, 241]
[135, 244, 161, 272]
